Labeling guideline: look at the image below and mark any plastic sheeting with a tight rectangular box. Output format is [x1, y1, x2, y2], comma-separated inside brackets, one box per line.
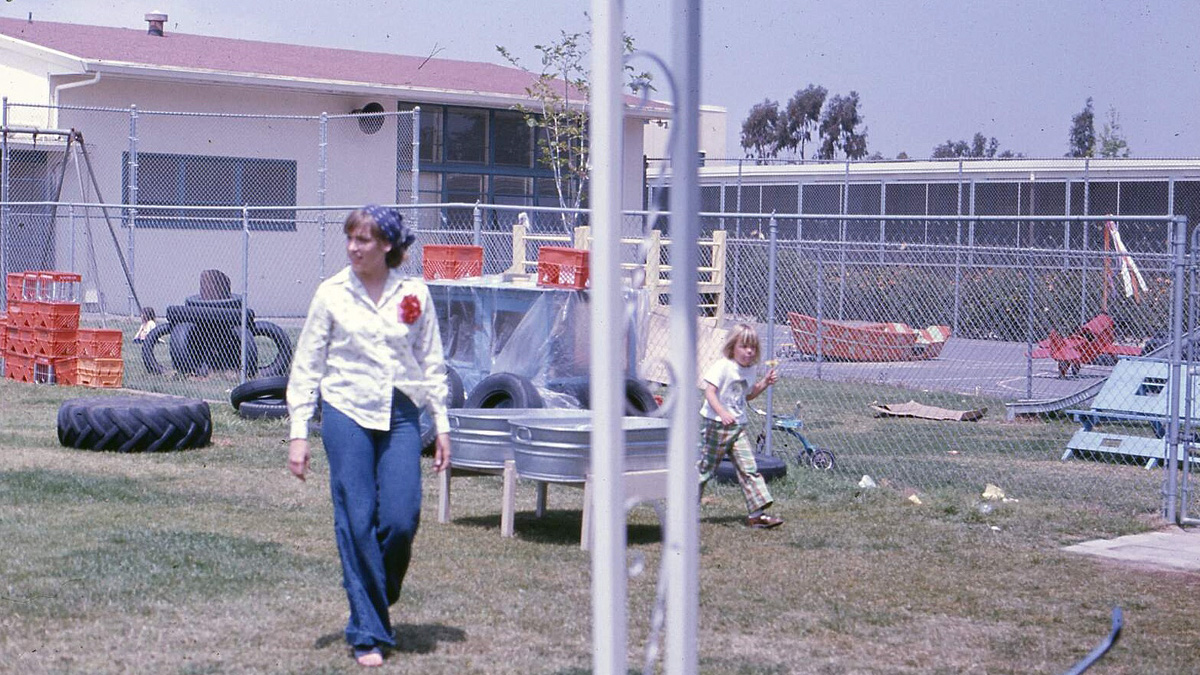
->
[426, 276, 647, 406]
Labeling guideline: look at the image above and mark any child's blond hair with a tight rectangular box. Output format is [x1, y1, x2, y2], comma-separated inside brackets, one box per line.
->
[721, 323, 761, 364]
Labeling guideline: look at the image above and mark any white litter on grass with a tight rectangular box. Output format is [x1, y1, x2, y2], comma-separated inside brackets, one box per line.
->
[907, 494, 922, 505]
[858, 475, 877, 489]
[979, 482, 1008, 499]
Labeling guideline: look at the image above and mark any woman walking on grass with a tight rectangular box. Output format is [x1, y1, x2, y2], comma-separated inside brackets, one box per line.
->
[286, 205, 451, 668]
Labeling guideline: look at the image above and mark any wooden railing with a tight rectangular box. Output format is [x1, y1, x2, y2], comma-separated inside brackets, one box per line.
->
[506, 224, 727, 320]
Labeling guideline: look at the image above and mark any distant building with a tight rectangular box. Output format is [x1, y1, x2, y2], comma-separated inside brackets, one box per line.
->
[653, 158, 1200, 251]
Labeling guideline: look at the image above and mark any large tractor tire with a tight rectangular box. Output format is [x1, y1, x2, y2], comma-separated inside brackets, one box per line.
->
[57, 395, 212, 452]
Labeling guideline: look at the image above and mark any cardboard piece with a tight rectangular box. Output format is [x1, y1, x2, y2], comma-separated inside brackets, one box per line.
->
[870, 400, 986, 422]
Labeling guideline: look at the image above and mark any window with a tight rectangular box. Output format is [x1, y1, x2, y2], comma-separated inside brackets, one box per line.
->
[493, 111, 533, 167]
[123, 152, 296, 230]
[445, 108, 488, 164]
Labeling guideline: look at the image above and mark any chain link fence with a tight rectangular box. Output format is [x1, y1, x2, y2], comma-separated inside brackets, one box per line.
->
[4, 126, 1199, 520]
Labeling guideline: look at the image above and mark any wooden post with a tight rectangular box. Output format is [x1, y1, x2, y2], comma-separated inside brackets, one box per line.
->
[508, 222, 528, 276]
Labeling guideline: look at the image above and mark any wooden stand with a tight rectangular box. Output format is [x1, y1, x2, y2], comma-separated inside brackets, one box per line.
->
[438, 461, 668, 549]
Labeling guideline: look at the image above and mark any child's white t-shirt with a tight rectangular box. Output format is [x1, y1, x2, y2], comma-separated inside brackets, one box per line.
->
[699, 357, 755, 424]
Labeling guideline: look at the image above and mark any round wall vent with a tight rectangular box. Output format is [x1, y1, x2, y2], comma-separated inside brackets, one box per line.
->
[353, 102, 385, 134]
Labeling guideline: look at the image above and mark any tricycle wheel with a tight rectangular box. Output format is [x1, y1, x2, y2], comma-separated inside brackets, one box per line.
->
[809, 448, 835, 471]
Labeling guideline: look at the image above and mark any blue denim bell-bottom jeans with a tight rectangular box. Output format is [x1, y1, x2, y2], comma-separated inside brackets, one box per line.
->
[320, 391, 422, 650]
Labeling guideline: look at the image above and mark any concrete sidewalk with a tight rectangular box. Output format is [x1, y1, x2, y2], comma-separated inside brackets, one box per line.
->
[1064, 528, 1200, 572]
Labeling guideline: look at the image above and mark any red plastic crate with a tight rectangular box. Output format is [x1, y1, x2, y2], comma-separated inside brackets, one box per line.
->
[5, 352, 33, 382]
[78, 328, 123, 358]
[36, 271, 81, 303]
[423, 244, 484, 280]
[32, 328, 79, 358]
[76, 357, 124, 388]
[0, 313, 6, 352]
[32, 302, 81, 330]
[5, 273, 23, 302]
[7, 301, 33, 328]
[536, 246, 590, 290]
[8, 328, 35, 356]
[34, 356, 76, 385]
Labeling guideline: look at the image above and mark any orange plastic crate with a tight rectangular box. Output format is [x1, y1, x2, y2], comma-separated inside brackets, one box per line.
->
[36, 271, 81, 303]
[32, 328, 79, 358]
[33, 302, 81, 330]
[536, 246, 590, 290]
[5, 352, 33, 382]
[9, 328, 35, 356]
[6, 273, 23, 302]
[423, 244, 484, 280]
[34, 356, 76, 385]
[78, 327, 123, 358]
[7, 301, 33, 328]
[76, 357, 124, 388]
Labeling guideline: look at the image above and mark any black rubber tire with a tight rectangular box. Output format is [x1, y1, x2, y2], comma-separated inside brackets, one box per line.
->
[166, 304, 254, 327]
[141, 322, 174, 375]
[237, 398, 289, 420]
[168, 322, 200, 375]
[184, 293, 245, 310]
[57, 395, 212, 452]
[446, 366, 466, 409]
[465, 372, 544, 409]
[714, 453, 788, 485]
[230, 375, 289, 410]
[251, 320, 294, 379]
[546, 376, 658, 416]
[168, 322, 259, 377]
[624, 378, 659, 415]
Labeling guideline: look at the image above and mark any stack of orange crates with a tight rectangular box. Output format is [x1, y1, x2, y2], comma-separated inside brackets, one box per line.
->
[77, 327, 124, 387]
[4, 271, 124, 387]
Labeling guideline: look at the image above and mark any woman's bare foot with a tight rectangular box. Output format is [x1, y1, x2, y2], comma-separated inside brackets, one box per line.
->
[354, 647, 383, 667]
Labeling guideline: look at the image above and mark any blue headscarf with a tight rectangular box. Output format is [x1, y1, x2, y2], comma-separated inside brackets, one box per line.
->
[362, 204, 415, 250]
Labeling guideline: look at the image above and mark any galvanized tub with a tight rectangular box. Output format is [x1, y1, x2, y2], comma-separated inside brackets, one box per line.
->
[509, 415, 669, 483]
[448, 408, 585, 470]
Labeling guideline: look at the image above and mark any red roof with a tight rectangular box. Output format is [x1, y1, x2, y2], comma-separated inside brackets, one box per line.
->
[0, 16, 555, 102]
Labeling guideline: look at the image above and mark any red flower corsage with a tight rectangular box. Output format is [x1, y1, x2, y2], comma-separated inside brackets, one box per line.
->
[399, 294, 421, 324]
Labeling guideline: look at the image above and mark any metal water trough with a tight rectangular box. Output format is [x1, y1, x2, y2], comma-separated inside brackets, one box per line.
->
[448, 408, 586, 470]
[510, 414, 670, 483]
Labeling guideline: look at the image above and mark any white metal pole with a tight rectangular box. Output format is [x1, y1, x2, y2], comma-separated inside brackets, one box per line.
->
[589, 1, 627, 673]
[666, 0, 701, 673]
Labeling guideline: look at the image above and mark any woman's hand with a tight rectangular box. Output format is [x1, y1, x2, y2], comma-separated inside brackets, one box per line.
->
[288, 439, 311, 481]
[432, 432, 451, 473]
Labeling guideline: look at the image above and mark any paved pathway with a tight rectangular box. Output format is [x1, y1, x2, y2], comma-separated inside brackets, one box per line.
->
[1064, 528, 1200, 572]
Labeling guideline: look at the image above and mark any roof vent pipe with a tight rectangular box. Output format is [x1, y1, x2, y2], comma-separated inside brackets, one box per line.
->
[145, 12, 167, 36]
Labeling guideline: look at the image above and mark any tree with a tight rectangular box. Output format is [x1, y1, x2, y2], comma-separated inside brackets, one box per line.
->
[740, 98, 783, 161]
[779, 85, 826, 160]
[1098, 106, 1131, 158]
[816, 91, 868, 160]
[1067, 97, 1096, 158]
[497, 30, 648, 215]
[932, 132, 1012, 158]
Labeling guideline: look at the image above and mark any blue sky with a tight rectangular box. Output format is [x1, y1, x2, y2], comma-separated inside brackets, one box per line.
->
[3, 0, 1197, 159]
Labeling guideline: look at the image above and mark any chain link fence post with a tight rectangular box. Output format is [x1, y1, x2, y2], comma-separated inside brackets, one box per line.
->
[1163, 215, 1189, 522]
[127, 105, 138, 316]
[318, 112, 328, 281]
[1, 95, 9, 312]
[764, 214, 778, 456]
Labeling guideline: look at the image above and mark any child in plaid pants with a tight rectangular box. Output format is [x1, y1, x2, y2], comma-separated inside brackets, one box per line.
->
[698, 323, 783, 529]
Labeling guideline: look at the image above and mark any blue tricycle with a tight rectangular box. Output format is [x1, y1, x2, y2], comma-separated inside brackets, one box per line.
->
[753, 404, 836, 471]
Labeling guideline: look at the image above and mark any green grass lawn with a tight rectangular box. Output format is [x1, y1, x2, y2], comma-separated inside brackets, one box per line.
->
[2, 376, 1199, 674]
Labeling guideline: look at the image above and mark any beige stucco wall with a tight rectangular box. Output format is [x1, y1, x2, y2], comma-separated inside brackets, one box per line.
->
[9, 74, 651, 316]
